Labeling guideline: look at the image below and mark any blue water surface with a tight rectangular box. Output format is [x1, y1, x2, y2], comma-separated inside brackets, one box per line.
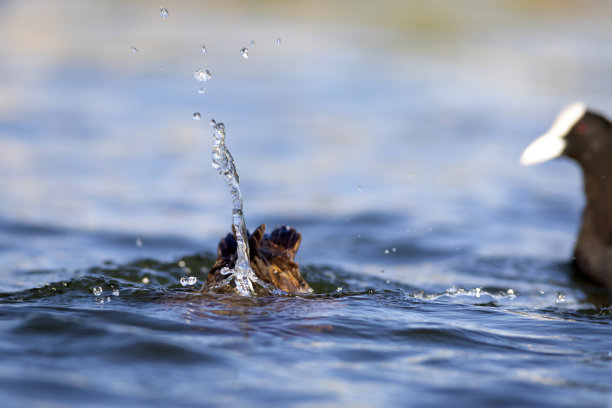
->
[1, 1, 611, 407]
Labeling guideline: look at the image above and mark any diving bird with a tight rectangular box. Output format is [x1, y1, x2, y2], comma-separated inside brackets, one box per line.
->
[205, 224, 312, 293]
[521, 102, 612, 288]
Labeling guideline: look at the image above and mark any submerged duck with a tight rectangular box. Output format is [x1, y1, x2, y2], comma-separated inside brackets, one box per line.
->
[521, 102, 612, 288]
[205, 224, 312, 293]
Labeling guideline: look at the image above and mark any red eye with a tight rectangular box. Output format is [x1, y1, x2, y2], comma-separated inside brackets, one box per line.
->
[575, 120, 588, 134]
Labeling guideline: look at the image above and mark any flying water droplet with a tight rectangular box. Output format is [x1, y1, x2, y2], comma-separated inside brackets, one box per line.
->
[240, 47, 249, 59]
[194, 68, 212, 82]
[193, 112, 201, 120]
[130, 47, 139, 54]
[392, 247, 397, 253]
[276, 37, 282, 45]
[178, 260, 186, 268]
[135, 238, 143, 247]
[357, 186, 362, 192]
[201, 45, 207, 54]
[384, 249, 389, 254]
[93, 286, 103, 296]
[112, 289, 120, 296]
[142, 277, 150, 284]
[197, 87, 206, 94]
[160, 7, 169, 19]
[249, 40, 255, 47]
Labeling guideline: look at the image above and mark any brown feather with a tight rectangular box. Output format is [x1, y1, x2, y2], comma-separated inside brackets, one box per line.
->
[205, 224, 312, 293]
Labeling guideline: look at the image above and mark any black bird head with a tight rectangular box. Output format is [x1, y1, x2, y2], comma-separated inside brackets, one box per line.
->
[521, 102, 612, 171]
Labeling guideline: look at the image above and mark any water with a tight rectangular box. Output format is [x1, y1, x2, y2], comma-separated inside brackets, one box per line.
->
[210, 120, 260, 295]
[194, 68, 212, 82]
[1, 0, 612, 407]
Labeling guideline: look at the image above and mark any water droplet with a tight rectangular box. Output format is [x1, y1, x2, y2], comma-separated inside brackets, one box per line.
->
[198, 87, 206, 94]
[135, 238, 143, 247]
[201, 45, 207, 54]
[188, 276, 197, 285]
[193, 112, 201, 120]
[249, 40, 255, 47]
[556, 291, 565, 303]
[112, 289, 120, 296]
[240, 47, 249, 59]
[380, 270, 384, 274]
[194, 68, 212, 82]
[474, 287, 481, 298]
[130, 47, 139, 54]
[178, 260, 186, 268]
[507, 288, 516, 300]
[276, 37, 282, 45]
[385, 279, 390, 284]
[357, 186, 363, 192]
[160, 7, 169, 19]
[384, 249, 389, 254]
[392, 247, 397, 253]
[210, 119, 217, 127]
[93, 286, 103, 296]
[180, 277, 188, 286]
[336, 287, 343, 292]
[142, 276, 150, 284]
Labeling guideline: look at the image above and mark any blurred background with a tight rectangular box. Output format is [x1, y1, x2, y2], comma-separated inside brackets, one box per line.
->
[1, 0, 612, 286]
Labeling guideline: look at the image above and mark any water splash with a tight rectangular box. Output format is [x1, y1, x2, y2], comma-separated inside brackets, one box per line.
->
[180, 276, 197, 286]
[210, 120, 267, 296]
